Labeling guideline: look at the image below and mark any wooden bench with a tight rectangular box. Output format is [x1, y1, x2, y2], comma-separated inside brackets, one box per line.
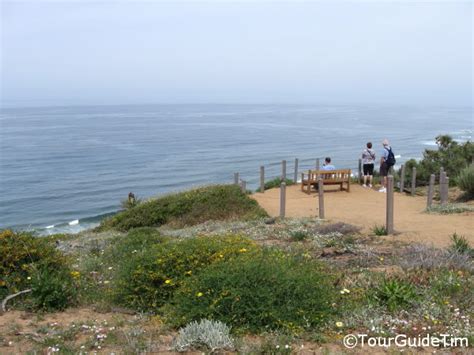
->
[301, 169, 351, 194]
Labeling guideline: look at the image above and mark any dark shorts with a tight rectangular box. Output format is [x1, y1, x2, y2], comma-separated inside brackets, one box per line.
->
[380, 162, 389, 177]
[363, 163, 374, 176]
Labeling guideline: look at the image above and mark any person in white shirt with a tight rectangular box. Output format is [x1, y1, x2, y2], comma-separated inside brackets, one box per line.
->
[362, 142, 376, 188]
[321, 157, 336, 171]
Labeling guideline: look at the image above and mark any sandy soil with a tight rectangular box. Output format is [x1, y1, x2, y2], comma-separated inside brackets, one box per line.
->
[252, 184, 474, 248]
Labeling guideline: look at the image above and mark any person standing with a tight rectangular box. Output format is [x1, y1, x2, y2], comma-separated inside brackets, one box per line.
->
[362, 142, 375, 188]
[379, 139, 396, 193]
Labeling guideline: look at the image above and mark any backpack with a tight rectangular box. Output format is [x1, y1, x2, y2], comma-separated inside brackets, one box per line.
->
[385, 147, 396, 167]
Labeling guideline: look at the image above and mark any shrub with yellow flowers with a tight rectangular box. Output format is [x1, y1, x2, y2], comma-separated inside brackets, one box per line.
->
[113, 235, 259, 311]
[164, 249, 338, 333]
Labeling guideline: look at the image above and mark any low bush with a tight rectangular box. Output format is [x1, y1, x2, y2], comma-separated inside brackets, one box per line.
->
[0, 230, 69, 301]
[29, 265, 78, 311]
[113, 235, 258, 311]
[98, 185, 268, 231]
[173, 319, 234, 352]
[166, 249, 337, 333]
[106, 227, 166, 261]
[398, 244, 473, 272]
[370, 278, 419, 312]
[457, 164, 474, 197]
[255, 178, 295, 192]
[426, 203, 474, 214]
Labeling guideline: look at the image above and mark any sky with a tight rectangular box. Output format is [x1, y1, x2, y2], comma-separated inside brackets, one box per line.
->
[0, 0, 472, 107]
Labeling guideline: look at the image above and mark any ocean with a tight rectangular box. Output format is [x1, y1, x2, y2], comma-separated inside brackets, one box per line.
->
[0, 104, 472, 235]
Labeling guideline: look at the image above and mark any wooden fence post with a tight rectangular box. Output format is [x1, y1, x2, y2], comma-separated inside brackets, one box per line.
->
[240, 180, 246, 193]
[234, 172, 239, 185]
[260, 166, 265, 193]
[440, 172, 448, 206]
[294, 158, 298, 183]
[411, 167, 417, 196]
[386, 175, 394, 234]
[280, 182, 286, 218]
[318, 178, 325, 219]
[358, 159, 362, 184]
[427, 174, 435, 208]
[307, 169, 311, 194]
[316, 158, 320, 171]
[281, 160, 287, 181]
[399, 164, 405, 193]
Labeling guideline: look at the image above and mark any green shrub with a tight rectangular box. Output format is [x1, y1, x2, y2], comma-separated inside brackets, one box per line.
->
[107, 227, 166, 261]
[290, 231, 308, 241]
[400, 135, 473, 187]
[372, 225, 387, 236]
[98, 185, 268, 231]
[255, 178, 295, 192]
[29, 265, 78, 311]
[371, 278, 418, 312]
[113, 235, 258, 311]
[457, 164, 474, 196]
[0, 230, 69, 300]
[166, 250, 337, 333]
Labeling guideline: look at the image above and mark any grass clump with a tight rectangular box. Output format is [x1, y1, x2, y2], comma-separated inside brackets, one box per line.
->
[372, 225, 387, 236]
[165, 249, 337, 333]
[370, 278, 419, 312]
[255, 178, 295, 192]
[99, 185, 268, 231]
[113, 235, 258, 311]
[289, 231, 308, 241]
[449, 233, 473, 256]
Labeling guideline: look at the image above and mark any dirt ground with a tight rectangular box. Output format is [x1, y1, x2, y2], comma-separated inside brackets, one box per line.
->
[252, 184, 474, 248]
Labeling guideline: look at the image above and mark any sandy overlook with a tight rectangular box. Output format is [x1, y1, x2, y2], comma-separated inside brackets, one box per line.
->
[252, 184, 474, 248]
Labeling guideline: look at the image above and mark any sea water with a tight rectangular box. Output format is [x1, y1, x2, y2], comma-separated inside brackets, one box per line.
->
[0, 104, 471, 234]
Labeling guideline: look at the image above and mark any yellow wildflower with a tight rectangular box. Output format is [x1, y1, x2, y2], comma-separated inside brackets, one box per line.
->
[239, 248, 248, 253]
[165, 279, 172, 284]
[185, 271, 192, 275]
[336, 321, 344, 327]
[197, 292, 203, 297]
[70, 271, 80, 278]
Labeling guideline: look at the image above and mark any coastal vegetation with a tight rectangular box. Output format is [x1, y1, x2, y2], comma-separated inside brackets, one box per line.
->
[255, 177, 295, 192]
[98, 184, 268, 231]
[1, 147, 473, 353]
[402, 134, 473, 188]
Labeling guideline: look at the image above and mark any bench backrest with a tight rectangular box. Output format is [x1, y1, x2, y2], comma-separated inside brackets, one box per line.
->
[308, 169, 351, 181]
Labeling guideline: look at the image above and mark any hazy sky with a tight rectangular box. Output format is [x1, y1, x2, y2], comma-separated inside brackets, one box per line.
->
[1, 0, 472, 107]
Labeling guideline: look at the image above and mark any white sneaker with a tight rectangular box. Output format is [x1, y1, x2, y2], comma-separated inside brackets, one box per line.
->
[368, 184, 372, 188]
[362, 184, 367, 188]
[378, 187, 386, 193]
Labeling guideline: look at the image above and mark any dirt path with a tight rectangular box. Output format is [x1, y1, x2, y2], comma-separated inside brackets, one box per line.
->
[252, 184, 474, 248]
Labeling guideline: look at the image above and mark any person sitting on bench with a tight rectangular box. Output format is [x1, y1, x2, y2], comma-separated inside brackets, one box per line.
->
[321, 157, 336, 171]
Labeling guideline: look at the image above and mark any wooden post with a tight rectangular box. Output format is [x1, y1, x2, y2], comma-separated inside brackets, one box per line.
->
[260, 166, 265, 193]
[234, 172, 239, 185]
[386, 175, 394, 234]
[358, 159, 362, 184]
[427, 174, 435, 208]
[318, 178, 325, 219]
[411, 167, 417, 196]
[280, 182, 286, 218]
[294, 158, 298, 183]
[307, 169, 311, 194]
[240, 180, 246, 193]
[440, 173, 449, 206]
[281, 160, 287, 181]
[316, 158, 320, 171]
[399, 164, 405, 193]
